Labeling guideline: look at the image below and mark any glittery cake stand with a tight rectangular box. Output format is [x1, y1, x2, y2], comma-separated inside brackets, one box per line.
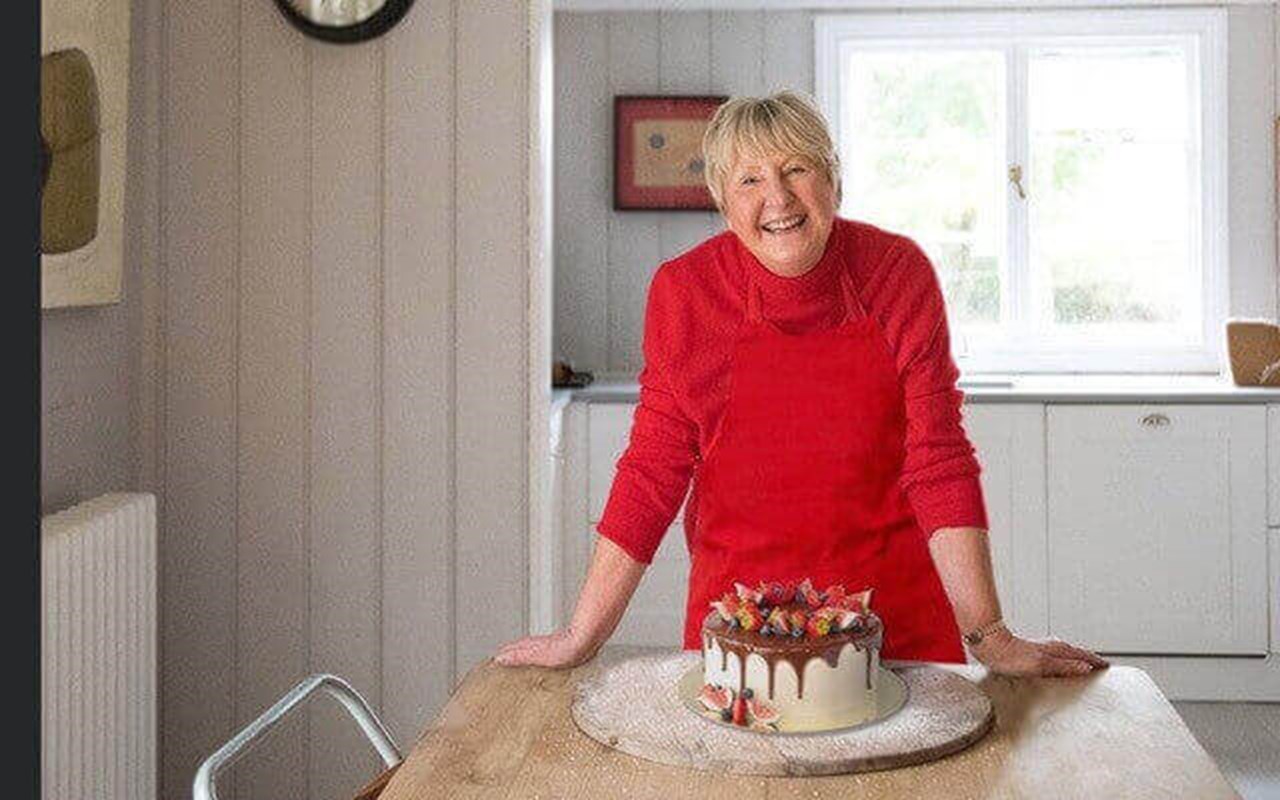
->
[570, 651, 994, 776]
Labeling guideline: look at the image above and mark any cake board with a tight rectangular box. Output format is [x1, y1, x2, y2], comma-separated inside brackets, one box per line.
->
[570, 651, 994, 776]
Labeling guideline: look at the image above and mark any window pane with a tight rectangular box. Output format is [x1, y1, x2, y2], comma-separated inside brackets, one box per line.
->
[840, 48, 1006, 327]
[1028, 45, 1196, 338]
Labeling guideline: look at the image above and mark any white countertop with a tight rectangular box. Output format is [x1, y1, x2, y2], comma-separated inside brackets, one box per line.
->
[553, 371, 1280, 404]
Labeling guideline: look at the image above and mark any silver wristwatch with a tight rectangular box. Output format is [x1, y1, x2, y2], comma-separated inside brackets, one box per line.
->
[962, 618, 1007, 647]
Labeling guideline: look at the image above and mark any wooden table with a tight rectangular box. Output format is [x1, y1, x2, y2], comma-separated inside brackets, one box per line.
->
[379, 645, 1240, 799]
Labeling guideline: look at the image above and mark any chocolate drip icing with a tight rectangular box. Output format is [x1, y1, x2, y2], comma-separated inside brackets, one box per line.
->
[703, 611, 882, 700]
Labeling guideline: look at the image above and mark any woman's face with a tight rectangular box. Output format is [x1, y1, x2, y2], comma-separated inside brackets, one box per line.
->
[720, 150, 837, 278]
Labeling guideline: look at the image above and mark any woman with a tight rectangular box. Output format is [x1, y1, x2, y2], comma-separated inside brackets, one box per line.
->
[498, 91, 1106, 677]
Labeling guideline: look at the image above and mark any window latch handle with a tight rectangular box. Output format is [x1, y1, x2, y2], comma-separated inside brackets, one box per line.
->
[1008, 164, 1026, 199]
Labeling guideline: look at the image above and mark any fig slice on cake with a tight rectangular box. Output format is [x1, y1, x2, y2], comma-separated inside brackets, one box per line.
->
[747, 697, 780, 726]
[698, 684, 732, 712]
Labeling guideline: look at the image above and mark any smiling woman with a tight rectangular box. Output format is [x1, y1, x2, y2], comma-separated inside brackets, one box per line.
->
[497, 90, 1106, 682]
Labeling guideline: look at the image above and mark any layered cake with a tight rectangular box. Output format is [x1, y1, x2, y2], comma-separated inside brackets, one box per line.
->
[696, 578, 883, 731]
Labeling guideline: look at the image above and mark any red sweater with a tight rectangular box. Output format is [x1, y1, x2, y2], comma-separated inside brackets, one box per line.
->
[596, 216, 989, 565]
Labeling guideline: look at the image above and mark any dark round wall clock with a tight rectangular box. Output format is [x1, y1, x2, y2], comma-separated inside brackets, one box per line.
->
[273, 0, 416, 44]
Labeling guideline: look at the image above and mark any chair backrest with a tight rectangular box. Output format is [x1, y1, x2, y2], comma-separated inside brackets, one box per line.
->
[192, 673, 402, 800]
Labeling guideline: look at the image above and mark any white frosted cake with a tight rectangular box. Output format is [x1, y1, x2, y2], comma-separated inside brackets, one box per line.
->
[696, 578, 883, 731]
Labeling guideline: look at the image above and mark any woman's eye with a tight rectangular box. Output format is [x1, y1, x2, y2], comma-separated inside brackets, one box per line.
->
[786, 165, 807, 175]
[740, 175, 760, 186]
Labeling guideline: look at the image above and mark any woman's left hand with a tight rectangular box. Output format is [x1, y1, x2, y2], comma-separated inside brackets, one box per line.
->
[970, 627, 1110, 677]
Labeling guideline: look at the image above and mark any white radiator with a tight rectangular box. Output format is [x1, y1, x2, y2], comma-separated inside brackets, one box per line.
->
[42, 492, 157, 800]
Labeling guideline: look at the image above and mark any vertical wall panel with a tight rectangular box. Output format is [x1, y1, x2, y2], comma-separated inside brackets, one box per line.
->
[235, 2, 310, 798]
[658, 11, 718, 259]
[554, 13, 611, 372]
[1227, 5, 1277, 320]
[455, 0, 530, 676]
[607, 12, 661, 373]
[709, 11, 766, 243]
[309, 38, 385, 800]
[382, 0, 457, 745]
[159, 1, 239, 798]
[763, 11, 813, 95]
[711, 11, 765, 98]
[127, 0, 162, 513]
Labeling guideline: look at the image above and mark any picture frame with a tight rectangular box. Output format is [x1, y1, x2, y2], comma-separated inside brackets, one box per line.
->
[614, 95, 727, 211]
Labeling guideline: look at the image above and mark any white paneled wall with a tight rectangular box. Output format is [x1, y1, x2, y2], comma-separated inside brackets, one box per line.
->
[132, 1, 536, 798]
[554, 7, 1277, 376]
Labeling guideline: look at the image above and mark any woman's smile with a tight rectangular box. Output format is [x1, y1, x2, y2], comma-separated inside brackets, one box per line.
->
[760, 213, 807, 234]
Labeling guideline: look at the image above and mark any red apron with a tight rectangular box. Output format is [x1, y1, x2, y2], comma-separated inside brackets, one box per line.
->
[681, 254, 966, 663]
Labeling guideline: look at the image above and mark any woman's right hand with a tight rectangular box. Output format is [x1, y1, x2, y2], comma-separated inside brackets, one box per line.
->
[492, 535, 647, 670]
[493, 625, 599, 668]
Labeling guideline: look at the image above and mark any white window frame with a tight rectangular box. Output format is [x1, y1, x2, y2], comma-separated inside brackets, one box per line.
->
[815, 8, 1228, 375]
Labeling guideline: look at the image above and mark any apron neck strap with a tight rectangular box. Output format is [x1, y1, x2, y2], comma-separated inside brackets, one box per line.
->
[745, 266, 867, 325]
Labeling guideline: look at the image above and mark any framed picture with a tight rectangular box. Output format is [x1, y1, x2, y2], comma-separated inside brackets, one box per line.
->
[41, 0, 131, 308]
[614, 95, 727, 211]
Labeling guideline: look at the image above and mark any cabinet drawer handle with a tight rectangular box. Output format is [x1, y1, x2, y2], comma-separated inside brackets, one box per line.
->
[1140, 413, 1170, 427]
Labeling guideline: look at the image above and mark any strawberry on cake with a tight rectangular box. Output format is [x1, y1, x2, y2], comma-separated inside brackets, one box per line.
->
[696, 578, 883, 731]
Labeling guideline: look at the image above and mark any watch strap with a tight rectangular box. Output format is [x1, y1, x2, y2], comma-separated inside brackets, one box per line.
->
[962, 618, 1007, 647]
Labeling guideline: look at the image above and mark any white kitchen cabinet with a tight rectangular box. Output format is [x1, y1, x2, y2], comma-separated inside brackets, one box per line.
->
[962, 404, 1048, 639]
[609, 523, 692, 647]
[1268, 404, 1280, 527]
[587, 403, 686, 523]
[1046, 405, 1269, 655]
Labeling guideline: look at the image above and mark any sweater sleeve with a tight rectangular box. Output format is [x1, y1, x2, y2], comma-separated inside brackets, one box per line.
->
[595, 266, 701, 565]
[875, 237, 989, 537]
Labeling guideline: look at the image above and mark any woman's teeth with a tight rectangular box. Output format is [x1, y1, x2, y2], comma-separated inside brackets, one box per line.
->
[762, 215, 805, 233]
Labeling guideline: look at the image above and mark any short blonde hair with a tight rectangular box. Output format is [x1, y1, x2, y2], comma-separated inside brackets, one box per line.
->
[701, 91, 841, 210]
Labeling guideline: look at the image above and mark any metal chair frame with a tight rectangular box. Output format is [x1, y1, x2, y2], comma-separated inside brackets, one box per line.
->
[193, 673, 402, 800]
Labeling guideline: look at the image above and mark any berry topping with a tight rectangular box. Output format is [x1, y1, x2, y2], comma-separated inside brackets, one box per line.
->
[720, 707, 733, 721]
[698, 684, 732, 712]
[760, 580, 794, 606]
[736, 602, 764, 632]
[803, 588, 824, 610]
[853, 588, 874, 613]
[790, 627, 803, 638]
[746, 697, 780, 725]
[734, 581, 764, 605]
[805, 614, 832, 638]
[710, 600, 735, 623]
[741, 687, 754, 699]
[836, 609, 864, 632]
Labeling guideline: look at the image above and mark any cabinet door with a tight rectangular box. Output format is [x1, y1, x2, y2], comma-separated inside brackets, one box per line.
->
[610, 523, 692, 647]
[962, 404, 1048, 639]
[1046, 405, 1268, 655]
[1268, 404, 1280, 527]
[587, 403, 686, 524]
